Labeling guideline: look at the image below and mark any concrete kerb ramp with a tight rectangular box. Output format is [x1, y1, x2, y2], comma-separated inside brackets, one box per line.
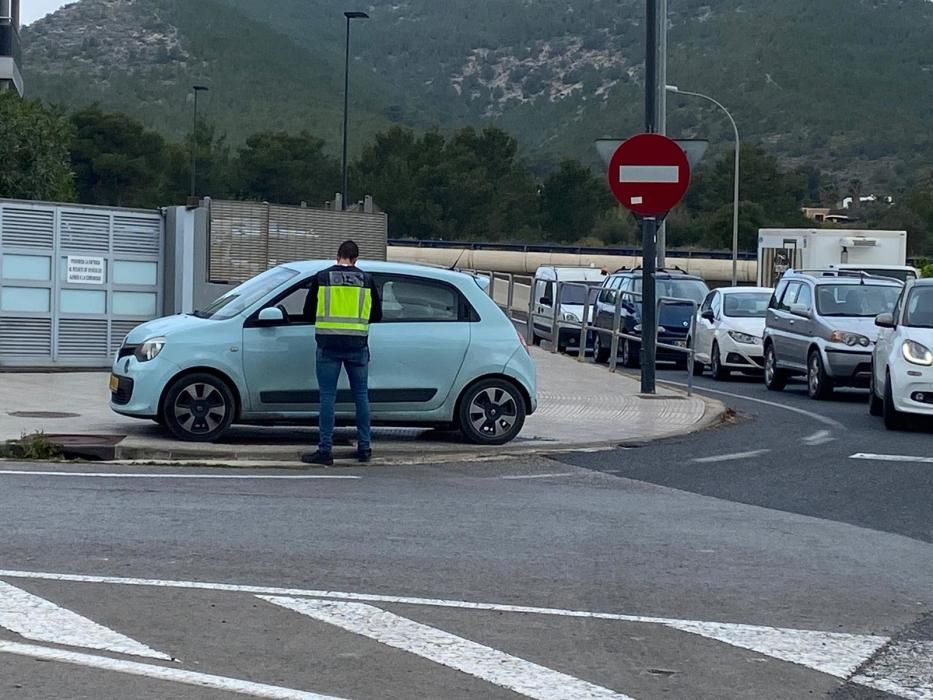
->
[0, 351, 725, 466]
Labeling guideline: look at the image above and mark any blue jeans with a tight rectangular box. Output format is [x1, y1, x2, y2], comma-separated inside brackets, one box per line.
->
[315, 347, 371, 454]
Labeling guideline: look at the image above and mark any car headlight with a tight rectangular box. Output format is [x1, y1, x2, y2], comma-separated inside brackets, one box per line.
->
[728, 331, 759, 345]
[829, 331, 871, 347]
[135, 337, 166, 362]
[902, 340, 933, 366]
[561, 312, 581, 323]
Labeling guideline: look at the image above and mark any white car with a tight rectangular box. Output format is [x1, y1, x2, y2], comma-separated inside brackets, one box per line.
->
[692, 287, 773, 380]
[870, 278, 933, 430]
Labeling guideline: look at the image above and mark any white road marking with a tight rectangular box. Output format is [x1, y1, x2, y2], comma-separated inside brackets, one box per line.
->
[663, 619, 888, 679]
[0, 641, 347, 700]
[500, 472, 580, 480]
[0, 569, 892, 681]
[0, 581, 168, 659]
[262, 598, 634, 700]
[850, 453, 933, 465]
[852, 639, 933, 700]
[0, 470, 361, 480]
[802, 430, 836, 446]
[692, 449, 770, 464]
[660, 379, 847, 429]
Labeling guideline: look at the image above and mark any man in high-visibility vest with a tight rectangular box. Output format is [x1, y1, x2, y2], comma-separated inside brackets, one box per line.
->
[302, 240, 382, 466]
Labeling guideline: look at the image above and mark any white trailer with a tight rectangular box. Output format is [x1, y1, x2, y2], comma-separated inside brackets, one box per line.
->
[757, 229, 914, 287]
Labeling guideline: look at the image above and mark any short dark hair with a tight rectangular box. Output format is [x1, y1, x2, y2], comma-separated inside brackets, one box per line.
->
[338, 240, 360, 261]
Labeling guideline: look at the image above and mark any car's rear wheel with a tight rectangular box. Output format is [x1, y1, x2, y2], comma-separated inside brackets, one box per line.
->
[711, 342, 730, 381]
[883, 372, 908, 431]
[807, 351, 834, 400]
[593, 333, 610, 363]
[868, 365, 884, 417]
[763, 344, 787, 391]
[458, 378, 527, 445]
[161, 373, 235, 442]
[621, 339, 640, 368]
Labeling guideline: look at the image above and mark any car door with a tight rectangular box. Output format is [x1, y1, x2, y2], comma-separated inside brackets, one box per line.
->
[770, 281, 800, 367]
[532, 276, 555, 340]
[786, 282, 814, 367]
[695, 291, 717, 362]
[367, 273, 472, 414]
[240, 276, 318, 415]
[594, 276, 621, 338]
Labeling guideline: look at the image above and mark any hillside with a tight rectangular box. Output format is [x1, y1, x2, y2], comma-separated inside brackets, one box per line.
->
[20, 0, 394, 147]
[20, 0, 933, 185]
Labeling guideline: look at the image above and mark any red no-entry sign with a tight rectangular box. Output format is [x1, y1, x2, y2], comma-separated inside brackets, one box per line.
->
[608, 133, 691, 217]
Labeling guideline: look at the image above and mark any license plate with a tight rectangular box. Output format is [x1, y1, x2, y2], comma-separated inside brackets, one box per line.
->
[109, 374, 119, 392]
[673, 340, 687, 347]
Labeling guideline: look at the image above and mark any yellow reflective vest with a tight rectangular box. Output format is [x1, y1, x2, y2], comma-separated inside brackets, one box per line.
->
[315, 268, 373, 337]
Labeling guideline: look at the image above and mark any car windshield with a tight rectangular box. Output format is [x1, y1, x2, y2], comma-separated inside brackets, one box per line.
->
[816, 284, 901, 317]
[905, 287, 933, 328]
[559, 282, 601, 305]
[193, 266, 300, 320]
[723, 292, 771, 318]
[633, 278, 709, 304]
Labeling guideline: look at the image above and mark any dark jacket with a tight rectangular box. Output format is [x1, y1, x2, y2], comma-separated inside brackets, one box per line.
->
[307, 264, 383, 351]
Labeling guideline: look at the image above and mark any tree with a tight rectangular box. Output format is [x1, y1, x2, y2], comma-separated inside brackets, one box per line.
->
[0, 93, 76, 202]
[70, 106, 168, 207]
[235, 131, 339, 206]
[162, 121, 232, 204]
[540, 159, 611, 241]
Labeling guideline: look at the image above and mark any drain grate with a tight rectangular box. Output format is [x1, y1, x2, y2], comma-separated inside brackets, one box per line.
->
[8, 411, 81, 419]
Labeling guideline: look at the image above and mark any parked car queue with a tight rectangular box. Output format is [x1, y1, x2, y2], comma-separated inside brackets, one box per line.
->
[542, 265, 931, 432]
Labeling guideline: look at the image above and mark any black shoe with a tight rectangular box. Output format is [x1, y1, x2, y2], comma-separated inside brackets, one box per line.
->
[356, 449, 372, 463]
[301, 451, 334, 466]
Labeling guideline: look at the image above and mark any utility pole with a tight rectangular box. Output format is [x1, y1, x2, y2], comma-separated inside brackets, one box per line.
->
[641, 0, 660, 394]
[656, 0, 668, 269]
[190, 85, 209, 200]
[341, 11, 369, 211]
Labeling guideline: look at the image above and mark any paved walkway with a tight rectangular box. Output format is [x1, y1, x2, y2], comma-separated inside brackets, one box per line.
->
[0, 350, 723, 465]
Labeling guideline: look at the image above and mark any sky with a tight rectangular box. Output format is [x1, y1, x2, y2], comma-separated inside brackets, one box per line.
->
[21, 0, 70, 24]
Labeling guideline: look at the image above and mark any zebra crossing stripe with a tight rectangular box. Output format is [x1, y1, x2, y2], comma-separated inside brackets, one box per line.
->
[0, 581, 169, 659]
[261, 597, 636, 700]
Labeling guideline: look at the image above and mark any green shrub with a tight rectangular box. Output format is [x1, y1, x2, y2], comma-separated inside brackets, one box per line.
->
[1, 432, 63, 461]
[922, 264, 933, 279]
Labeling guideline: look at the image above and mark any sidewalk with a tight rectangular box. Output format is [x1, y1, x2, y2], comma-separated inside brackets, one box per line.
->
[0, 349, 725, 465]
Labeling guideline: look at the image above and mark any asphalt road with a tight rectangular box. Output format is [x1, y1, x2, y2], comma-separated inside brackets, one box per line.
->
[1, 363, 931, 699]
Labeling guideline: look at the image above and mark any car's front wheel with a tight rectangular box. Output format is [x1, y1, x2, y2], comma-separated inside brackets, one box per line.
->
[883, 372, 908, 431]
[161, 373, 236, 442]
[621, 339, 640, 368]
[458, 378, 527, 445]
[711, 342, 730, 381]
[868, 364, 884, 417]
[807, 351, 834, 400]
[593, 333, 610, 363]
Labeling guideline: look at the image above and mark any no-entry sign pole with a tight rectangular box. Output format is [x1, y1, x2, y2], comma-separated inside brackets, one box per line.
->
[642, 0, 660, 393]
[607, 135, 691, 396]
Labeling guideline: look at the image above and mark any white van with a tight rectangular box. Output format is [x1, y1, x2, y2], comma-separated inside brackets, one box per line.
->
[530, 266, 607, 352]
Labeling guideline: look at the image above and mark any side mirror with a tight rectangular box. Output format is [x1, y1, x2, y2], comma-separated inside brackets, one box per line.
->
[790, 303, 811, 318]
[875, 312, 895, 329]
[258, 307, 286, 324]
[701, 309, 715, 322]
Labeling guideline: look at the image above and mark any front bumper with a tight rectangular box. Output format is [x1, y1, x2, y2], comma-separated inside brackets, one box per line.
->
[109, 354, 181, 418]
[890, 360, 933, 416]
[823, 347, 873, 385]
[719, 336, 764, 370]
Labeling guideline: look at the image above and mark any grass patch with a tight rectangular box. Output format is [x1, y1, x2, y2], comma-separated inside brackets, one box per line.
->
[1, 432, 63, 461]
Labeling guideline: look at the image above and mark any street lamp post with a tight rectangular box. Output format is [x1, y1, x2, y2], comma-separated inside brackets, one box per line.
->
[190, 85, 209, 200]
[342, 11, 369, 211]
[667, 85, 741, 287]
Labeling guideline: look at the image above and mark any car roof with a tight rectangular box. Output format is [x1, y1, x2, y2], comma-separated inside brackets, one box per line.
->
[908, 278, 933, 287]
[610, 269, 705, 282]
[280, 260, 478, 286]
[536, 266, 606, 281]
[783, 270, 903, 286]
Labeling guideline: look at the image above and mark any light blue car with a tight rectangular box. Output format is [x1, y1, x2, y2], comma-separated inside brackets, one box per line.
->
[110, 261, 537, 445]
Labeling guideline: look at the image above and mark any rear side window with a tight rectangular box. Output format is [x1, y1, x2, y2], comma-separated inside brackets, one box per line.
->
[375, 275, 470, 323]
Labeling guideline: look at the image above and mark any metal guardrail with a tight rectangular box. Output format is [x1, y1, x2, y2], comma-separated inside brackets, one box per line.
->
[480, 272, 698, 396]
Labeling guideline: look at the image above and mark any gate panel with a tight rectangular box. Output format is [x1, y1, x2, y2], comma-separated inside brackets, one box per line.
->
[0, 199, 164, 368]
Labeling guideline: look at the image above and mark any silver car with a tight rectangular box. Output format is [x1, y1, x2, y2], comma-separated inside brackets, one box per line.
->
[763, 270, 902, 399]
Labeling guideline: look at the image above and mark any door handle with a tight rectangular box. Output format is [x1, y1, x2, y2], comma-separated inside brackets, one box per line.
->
[789, 319, 796, 325]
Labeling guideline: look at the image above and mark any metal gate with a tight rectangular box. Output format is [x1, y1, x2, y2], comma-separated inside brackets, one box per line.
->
[0, 199, 164, 368]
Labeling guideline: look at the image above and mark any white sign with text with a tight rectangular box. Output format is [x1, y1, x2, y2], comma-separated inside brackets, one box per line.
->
[66, 256, 105, 285]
